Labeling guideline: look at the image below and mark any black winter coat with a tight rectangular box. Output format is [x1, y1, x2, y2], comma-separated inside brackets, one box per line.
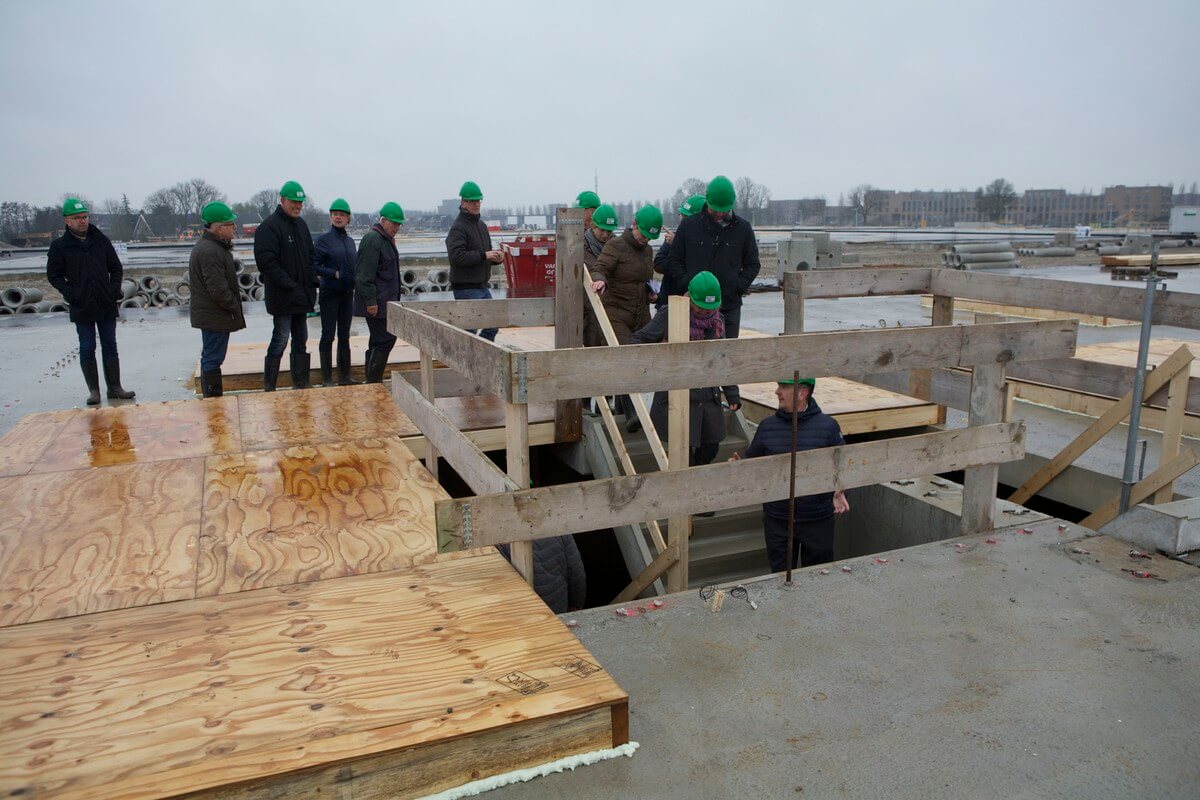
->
[446, 209, 493, 288]
[46, 224, 122, 323]
[254, 206, 316, 315]
[662, 207, 760, 310]
[312, 226, 357, 293]
[188, 231, 246, 333]
[353, 225, 400, 318]
[499, 535, 587, 614]
[745, 400, 845, 521]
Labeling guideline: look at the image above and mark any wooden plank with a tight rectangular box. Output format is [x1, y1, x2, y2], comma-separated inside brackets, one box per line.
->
[666, 295, 691, 594]
[612, 540, 681, 605]
[401, 297, 555, 329]
[930, 270, 1200, 330]
[420, 352, 439, 479]
[919, 294, 955, 424]
[960, 362, 1007, 534]
[783, 270, 804, 333]
[397, 366, 490, 398]
[1008, 381, 1200, 439]
[400, 420, 557, 457]
[800, 267, 932, 298]
[596, 399, 667, 553]
[1101, 252, 1200, 267]
[388, 303, 512, 400]
[1080, 447, 1200, 530]
[436, 423, 1025, 549]
[857, 367, 973, 411]
[555, 207, 585, 443]
[921, 295, 1133, 326]
[505, 401, 534, 585]
[1007, 345, 1195, 505]
[1153, 362, 1191, 504]
[391, 374, 517, 497]
[519, 319, 1080, 402]
[237, 383, 418, 451]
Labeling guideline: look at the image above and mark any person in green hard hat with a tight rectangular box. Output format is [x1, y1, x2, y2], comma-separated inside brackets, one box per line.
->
[46, 197, 136, 405]
[254, 180, 317, 391]
[446, 180, 503, 341]
[312, 198, 358, 386]
[730, 377, 849, 571]
[354, 202, 405, 383]
[653, 193, 706, 310]
[189, 202, 247, 397]
[575, 190, 601, 231]
[630, 271, 739, 460]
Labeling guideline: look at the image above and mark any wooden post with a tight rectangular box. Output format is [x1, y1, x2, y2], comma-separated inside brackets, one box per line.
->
[554, 207, 585, 443]
[419, 352, 438, 479]
[927, 294, 955, 423]
[505, 401, 534, 585]
[665, 295, 691, 593]
[783, 271, 805, 335]
[961, 362, 1006, 534]
[1152, 360, 1191, 504]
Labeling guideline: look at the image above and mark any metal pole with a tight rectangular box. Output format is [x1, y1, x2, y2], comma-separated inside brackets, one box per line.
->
[785, 373, 800, 584]
[1119, 241, 1161, 514]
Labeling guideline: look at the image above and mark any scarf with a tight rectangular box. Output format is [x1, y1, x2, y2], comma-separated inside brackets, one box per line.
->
[690, 308, 725, 341]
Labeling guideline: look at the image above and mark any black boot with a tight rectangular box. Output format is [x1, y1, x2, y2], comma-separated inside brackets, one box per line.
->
[337, 344, 360, 386]
[621, 395, 642, 433]
[263, 354, 282, 392]
[319, 348, 334, 387]
[81, 360, 101, 406]
[291, 352, 312, 389]
[201, 369, 223, 398]
[364, 347, 382, 384]
[103, 357, 135, 399]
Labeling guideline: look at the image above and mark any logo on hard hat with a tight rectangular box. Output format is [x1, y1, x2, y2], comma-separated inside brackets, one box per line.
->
[705, 295, 716, 303]
[75, 202, 83, 209]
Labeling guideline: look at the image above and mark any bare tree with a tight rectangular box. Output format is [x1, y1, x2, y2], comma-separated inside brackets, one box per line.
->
[250, 188, 277, 219]
[847, 184, 883, 225]
[734, 176, 771, 223]
[186, 177, 225, 217]
[974, 178, 1017, 223]
[669, 177, 708, 213]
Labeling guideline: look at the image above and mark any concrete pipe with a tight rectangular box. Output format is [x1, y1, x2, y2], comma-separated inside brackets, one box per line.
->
[252, 286, 264, 301]
[958, 252, 1016, 264]
[121, 278, 139, 299]
[121, 296, 146, 309]
[165, 297, 181, 307]
[401, 268, 420, 287]
[139, 276, 161, 292]
[950, 241, 1012, 254]
[32, 300, 55, 312]
[234, 258, 245, 275]
[3, 287, 43, 307]
[174, 280, 191, 299]
[426, 268, 449, 285]
[1097, 246, 1122, 256]
[1028, 247, 1075, 257]
[16, 304, 39, 314]
[0, 306, 13, 315]
[49, 302, 69, 312]
[237, 272, 257, 289]
[151, 290, 170, 307]
[411, 280, 433, 294]
[252, 272, 263, 286]
[239, 289, 251, 302]
[1158, 239, 1184, 249]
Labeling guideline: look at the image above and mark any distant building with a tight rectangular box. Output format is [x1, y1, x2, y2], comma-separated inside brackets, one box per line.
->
[438, 198, 460, 217]
[879, 191, 981, 226]
[766, 198, 827, 226]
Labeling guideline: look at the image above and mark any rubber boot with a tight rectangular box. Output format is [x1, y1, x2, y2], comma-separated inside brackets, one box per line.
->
[263, 354, 282, 392]
[319, 348, 334, 387]
[364, 348, 382, 384]
[201, 369, 223, 398]
[291, 352, 312, 390]
[374, 344, 395, 384]
[337, 344, 360, 386]
[103, 357, 135, 399]
[81, 360, 101, 406]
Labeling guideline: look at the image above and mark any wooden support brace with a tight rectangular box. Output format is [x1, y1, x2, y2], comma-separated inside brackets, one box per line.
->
[1152, 360, 1191, 504]
[960, 361, 1007, 535]
[925, 294, 955, 424]
[783, 271, 804, 334]
[419, 353, 438, 479]
[388, 303, 512, 400]
[505, 401, 534, 585]
[596, 399, 667, 553]
[666, 295, 691, 594]
[396, 297, 555, 329]
[554, 208, 585, 443]
[1080, 447, 1200, 530]
[612, 540, 681, 605]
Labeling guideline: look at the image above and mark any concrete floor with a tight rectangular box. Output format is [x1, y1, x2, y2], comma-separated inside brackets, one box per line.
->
[491, 523, 1200, 799]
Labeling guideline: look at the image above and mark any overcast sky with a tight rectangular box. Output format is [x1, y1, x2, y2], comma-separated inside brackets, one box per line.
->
[2, 0, 1197, 213]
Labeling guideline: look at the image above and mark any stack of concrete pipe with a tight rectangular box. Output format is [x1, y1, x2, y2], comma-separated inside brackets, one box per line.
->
[1015, 246, 1075, 257]
[0, 287, 70, 315]
[940, 241, 1017, 269]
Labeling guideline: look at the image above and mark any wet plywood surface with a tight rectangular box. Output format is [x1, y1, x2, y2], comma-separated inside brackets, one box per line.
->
[195, 335, 424, 390]
[0, 409, 77, 477]
[237, 384, 420, 450]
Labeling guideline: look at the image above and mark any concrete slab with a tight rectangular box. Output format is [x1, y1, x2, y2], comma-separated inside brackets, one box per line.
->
[1100, 497, 1200, 555]
[491, 522, 1200, 799]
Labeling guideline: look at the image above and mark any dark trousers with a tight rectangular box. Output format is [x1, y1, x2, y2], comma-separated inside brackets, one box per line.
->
[692, 442, 720, 466]
[75, 318, 118, 364]
[365, 316, 396, 352]
[763, 513, 835, 572]
[453, 286, 498, 341]
[720, 304, 741, 339]
[266, 313, 308, 358]
[318, 288, 353, 354]
[200, 330, 230, 372]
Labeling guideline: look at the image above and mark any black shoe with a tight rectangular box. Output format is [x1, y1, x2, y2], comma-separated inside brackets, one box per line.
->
[263, 354, 282, 392]
[319, 349, 334, 387]
[291, 352, 312, 389]
[626, 415, 642, 434]
[81, 360, 101, 406]
[103, 357, 135, 399]
[337, 346, 360, 385]
[201, 369, 223, 398]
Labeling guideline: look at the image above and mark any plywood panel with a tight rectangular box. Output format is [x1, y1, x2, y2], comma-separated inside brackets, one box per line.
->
[197, 437, 447, 597]
[0, 555, 627, 800]
[237, 384, 419, 450]
[0, 458, 204, 627]
[197, 335, 425, 391]
[0, 409, 76, 477]
[29, 398, 241, 473]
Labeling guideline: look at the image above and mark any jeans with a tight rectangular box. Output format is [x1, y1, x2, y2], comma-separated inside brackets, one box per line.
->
[266, 313, 309, 358]
[318, 288, 353, 353]
[200, 330, 230, 372]
[763, 514, 835, 572]
[76, 317, 117, 364]
[453, 287, 498, 341]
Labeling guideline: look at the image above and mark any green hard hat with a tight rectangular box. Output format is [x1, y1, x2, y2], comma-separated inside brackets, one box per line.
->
[688, 271, 722, 309]
[778, 377, 816, 389]
[379, 202, 406, 224]
[591, 204, 619, 231]
[61, 197, 88, 216]
[634, 205, 664, 240]
[679, 194, 706, 217]
[201, 201, 237, 224]
[459, 180, 483, 200]
[329, 198, 351, 214]
[280, 180, 306, 202]
[706, 175, 735, 213]
[575, 190, 601, 209]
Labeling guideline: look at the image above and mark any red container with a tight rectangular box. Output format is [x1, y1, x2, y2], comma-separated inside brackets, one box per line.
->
[501, 235, 557, 298]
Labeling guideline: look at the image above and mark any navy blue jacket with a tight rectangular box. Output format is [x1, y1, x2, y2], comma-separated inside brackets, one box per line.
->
[313, 226, 357, 292]
[744, 399, 844, 521]
[499, 536, 586, 614]
[662, 206, 760, 310]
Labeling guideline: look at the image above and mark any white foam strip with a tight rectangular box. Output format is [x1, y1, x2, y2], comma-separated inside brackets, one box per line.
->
[416, 741, 640, 800]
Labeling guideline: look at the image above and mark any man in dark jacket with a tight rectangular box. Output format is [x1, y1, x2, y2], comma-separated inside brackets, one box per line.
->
[189, 202, 247, 397]
[499, 536, 587, 614]
[254, 180, 316, 391]
[653, 193, 705, 310]
[733, 378, 850, 571]
[46, 197, 135, 405]
[313, 198, 358, 386]
[446, 180, 504, 341]
[354, 202, 405, 383]
[662, 175, 760, 338]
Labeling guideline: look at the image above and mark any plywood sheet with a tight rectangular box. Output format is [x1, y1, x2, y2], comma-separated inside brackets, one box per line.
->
[0, 458, 204, 627]
[197, 437, 447, 597]
[237, 384, 419, 451]
[0, 555, 627, 800]
[0, 409, 76, 477]
[198, 335, 425, 390]
[29, 398, 241, 473]
[1073, 338, 1196, 368]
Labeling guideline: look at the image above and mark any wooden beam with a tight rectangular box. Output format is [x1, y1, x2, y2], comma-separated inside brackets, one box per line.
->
[505, 401, 534, 585]
[400, 297, 555, 329]
[927, 294, 955, 424]
[397, 367, 490, 398]
[612, 540, 681, 605]
[801, 267, 933, 298]
[783, 271, 804, 333]
[960, 362, 1007, 534]
[1004, 355, 1200, 414]
[1080, 447, 1200, 530]
[1153, 361, 1191, 504]
[555, 207, 585, 443]
[596, 399, 667, 553]
[1008, 345, 1195, 506]
[390, 374, 517, 497]
[419, 353, 438, 479]
[930, 270, 1200, 330]
[387, 303, 512, 400]
[436, 422, 1025, 550]
[518, 319, 1079, 402]
[857, 367, 972, 411]
[400, 421, 557, 457]
[666, 295, 690, 594]
[1006, 381, 1200, 439]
